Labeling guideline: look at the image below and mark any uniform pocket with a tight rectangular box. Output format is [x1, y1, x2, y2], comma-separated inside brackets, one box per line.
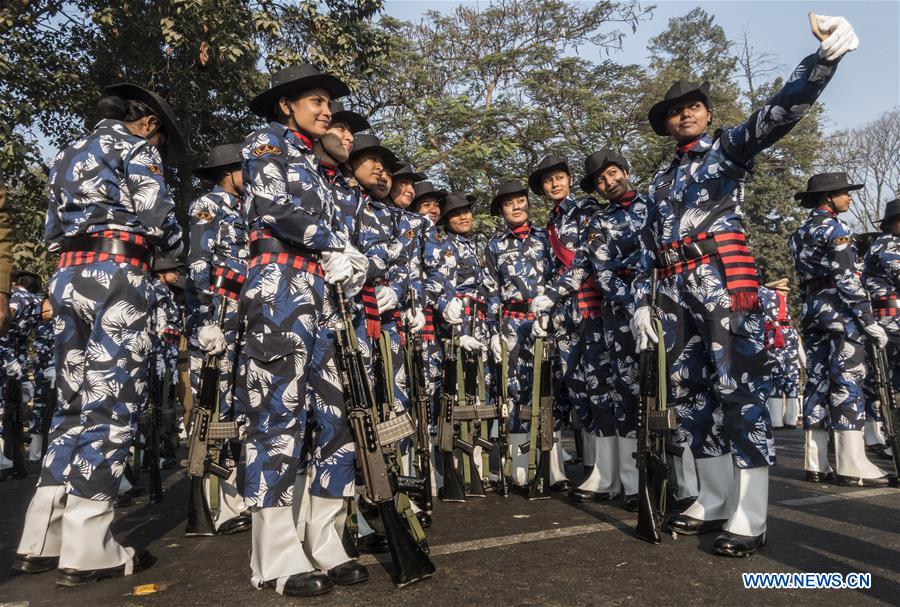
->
[728, 311, 763, 340]
[244, 331, 296, 364]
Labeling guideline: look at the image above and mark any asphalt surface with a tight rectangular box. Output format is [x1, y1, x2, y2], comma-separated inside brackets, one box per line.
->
[1, 428, 898, 607]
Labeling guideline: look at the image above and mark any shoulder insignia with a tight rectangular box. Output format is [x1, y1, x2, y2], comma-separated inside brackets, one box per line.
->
[444, 249, 453, 257]
[588, 233, 598, 241]
[833, 236, 851, 246]
[405, 229, 415, 239]
[253, 144, 282, 157]
[147, 164, 162, 175]
[437, 232, 447, 241]
[193, 210, 215, 223]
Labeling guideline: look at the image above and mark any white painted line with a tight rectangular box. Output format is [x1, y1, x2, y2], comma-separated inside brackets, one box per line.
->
[358, 521, 622, 565]
[778, 487, 897, 506]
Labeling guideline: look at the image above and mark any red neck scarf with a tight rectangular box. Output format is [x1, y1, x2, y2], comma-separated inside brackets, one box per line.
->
[816, 205, 838, 218]
[614, 190, 637, 207]
[677, 135, 704, 154]
[289, 130, 313, 151]
[320, 161, 338, 181]
[511, 223, 531, 240]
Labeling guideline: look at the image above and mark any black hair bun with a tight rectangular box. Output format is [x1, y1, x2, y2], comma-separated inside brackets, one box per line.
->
[98, 95, 127, 119]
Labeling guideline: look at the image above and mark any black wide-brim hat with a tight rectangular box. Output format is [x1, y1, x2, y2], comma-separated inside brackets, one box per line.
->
[648, 80, 711, 137]
[153, 255, 185, 273]
[580, 148, 630, 194]
[794, 172, 864, 208]
[490, 179, 529, 216]
[392, 161, 426, 183]
[880, 198, 900, 230]
[411, 181, 447, 211]
[193, 143, 243, 181]
[249, 64, 350, 121]
[11, 269, 41, 287]
[438, 192, 476, 224]
[105, 83, 185, 164]
[330, 100, 370, 134]
[528, 155, 570, 196]
[348, 133, 398, 167]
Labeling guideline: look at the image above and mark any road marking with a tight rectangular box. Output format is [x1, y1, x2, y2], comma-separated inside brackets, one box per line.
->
[778, 487, 897, 506]
[358, 521, 623, 565]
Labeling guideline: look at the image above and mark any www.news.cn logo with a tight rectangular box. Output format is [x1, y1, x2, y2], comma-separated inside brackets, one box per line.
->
[743, 572, 872, 589]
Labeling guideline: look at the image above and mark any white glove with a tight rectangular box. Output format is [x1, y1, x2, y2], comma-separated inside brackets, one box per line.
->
[531, 315, 549, 339]
[530, 295, 554, 316]
[321, 250, 353, 285]
[198, 324, 226, 355]
[406, 308, 426, 334]
[490, 334, 515, 361]
[155, 313, 167, 337]
[375, 285, 399, 314]
[815, 15, 859, 61]
[630, 306, 659, 353]
[459, 335, 485, 352]
[443, 298, 463, 325]
[864, 323, 888, 349]
[343, 244, 369, 298]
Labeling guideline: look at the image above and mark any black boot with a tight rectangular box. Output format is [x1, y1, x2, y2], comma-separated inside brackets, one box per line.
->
[327, 560, 369, 586]
[666, 514, 726, 536]
[805, 470, 835, 483]
[713, 531, 767, 557]
[569, 489, 609, 503]
[216, 513, 252, 535]
[266, 572, 334, 597]
[12, 554, 59, 574]
[56, 548, 155, 587]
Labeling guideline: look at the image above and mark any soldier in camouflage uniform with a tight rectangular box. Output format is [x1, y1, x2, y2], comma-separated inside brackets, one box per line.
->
[483, 180, 554, 491]
[186, 143, 251, 535]
[633, 15, 861, 557]
[529, 156, 604, 492]
[762, 279, 804, 430]
[236, 65, 369, 597]
[28, 297, 55, 462]
[861, 198, 900, 460]
[15, 83, 184, 583]
[791, 172, 893, 487]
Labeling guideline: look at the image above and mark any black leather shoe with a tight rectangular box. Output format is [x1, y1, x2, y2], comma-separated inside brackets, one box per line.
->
[217, 513, 251, 535]
[550, 480, 572, 492]
[623, 494, 639, 512]
[56, 548, 155, 587]
[805, 470, 835, 483]
[12, 554, 59, 574]
[666, 514, 726, 536]
[416, 511, 432, 529]
[268, 571, 334, 597]
[357, 533, 390, 554]
[569, 488, 610, 503]
[327, 560, 369, 586]
[836, 474, 896, 487]
[713, 531, 767, 557]
[867, 443, 892, 460]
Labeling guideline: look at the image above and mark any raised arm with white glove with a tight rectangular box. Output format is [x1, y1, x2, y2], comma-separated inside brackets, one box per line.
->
[813, 14, 859, 62]
[864, 323, 888, 349]
[198, 324, 226, 356]
[443, 298, 464, 326]
[321, 249, 353, 285]
[405, 308, 426, 333]
[490, 333, 515, 361]
[375, 285, 399, 314]
[459, 335, 485, 352]
[630, 306, 659, 353]
[342, 243, 369, 298]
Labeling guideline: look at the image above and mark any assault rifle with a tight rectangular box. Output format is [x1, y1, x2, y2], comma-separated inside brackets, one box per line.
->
[184, 303, 238, 536]
[635, 270, 676, 544]
[437, 328, 466, 502]
[406, 291, 433, 513]
[459, 304, 495, 497]
[495, 304, 511, 497]
[334, 284, 435, 588]
[521, 313, 552, 500]
[867, 341, 900, 478]
[2, 377, 28, 478]
[146, 363, 166, 503]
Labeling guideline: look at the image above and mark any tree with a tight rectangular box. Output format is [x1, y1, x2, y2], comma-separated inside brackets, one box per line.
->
[820, 108, 900, 231]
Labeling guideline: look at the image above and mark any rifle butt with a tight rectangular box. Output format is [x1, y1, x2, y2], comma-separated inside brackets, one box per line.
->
[184, 476, 217, 537]
[439, 451, 466, 502]
[527, 453, 551, 500]
[377, 500, 435, 588]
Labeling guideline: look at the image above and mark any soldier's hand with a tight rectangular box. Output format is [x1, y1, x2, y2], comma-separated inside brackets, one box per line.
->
[406, 308, 426, 333]
[0, 292, 9, 336]
[459, 335, 485, 352]
[322, 250, 353, 285]
[198, 324, 226, 355]
[631, 306, 659, 353]
[490, 334, 503, 361]
[443, 298, 464, 325]
[864, 323, 888, 348]
[814, 15, 859, 61]
[530, 295, 554, 316]
[375, 285, 399, 314]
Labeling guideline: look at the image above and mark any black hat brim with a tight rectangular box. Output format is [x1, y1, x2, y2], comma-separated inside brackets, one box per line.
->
[249, 74, 351, 120]
[438, 195, 475, 224]
[331, 110, 370, 134]
[105, 83, 185, 164]
[648, 85, 710, 137]
[528, 161, 570, 196]
[348, 144, 398, 169]
[795, 183, 864, 207]
[411, 188, 447, 211]
[490, 187, 529, 216]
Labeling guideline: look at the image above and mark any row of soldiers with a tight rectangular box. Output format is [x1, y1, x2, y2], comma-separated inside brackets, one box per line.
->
[8, 11, 896, 600]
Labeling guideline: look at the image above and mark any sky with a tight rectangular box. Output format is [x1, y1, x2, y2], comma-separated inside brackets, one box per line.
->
[383, 0, 900, 133]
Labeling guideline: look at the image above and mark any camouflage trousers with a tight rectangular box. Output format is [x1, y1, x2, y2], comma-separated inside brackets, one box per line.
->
[498, 315, 537, 434]
[235, 262, 354, 507]
[602, 301, 639, 438]
[801, 327, 867, 432]
[38, 261, 152, 500]
[656, 262, 775, 468]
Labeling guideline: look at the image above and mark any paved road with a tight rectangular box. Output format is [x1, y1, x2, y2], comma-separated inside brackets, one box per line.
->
[1, 429, 898, 606]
